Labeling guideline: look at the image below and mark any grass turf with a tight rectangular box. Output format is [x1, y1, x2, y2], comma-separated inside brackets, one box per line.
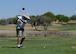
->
[60, 24, 76, 31]
[0, 36, 76, 54]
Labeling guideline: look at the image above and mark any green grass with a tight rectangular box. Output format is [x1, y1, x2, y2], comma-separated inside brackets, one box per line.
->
[0, 36, 76, 54]
[60, 24, 76, 31]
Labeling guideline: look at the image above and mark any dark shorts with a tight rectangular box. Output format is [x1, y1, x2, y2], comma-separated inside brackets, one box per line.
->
[16, 27, 25, 37]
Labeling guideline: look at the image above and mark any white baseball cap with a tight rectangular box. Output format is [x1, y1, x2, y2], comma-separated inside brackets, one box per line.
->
[23, 14, 30, 19]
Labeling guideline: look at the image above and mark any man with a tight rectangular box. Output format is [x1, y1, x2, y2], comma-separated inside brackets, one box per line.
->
[16, 14, 30, 48]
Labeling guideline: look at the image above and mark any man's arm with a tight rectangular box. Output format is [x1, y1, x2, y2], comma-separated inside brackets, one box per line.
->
[17, 16, 26, 23]
[19, 19, 26, 23]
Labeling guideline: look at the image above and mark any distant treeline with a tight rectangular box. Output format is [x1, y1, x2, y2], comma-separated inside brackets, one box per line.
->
[0, 11, 76, 30]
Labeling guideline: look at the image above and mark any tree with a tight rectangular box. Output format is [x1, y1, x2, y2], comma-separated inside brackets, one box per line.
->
[0, 19, 7, 25]
[30, 16, 37, 27]
[7, 17, 16, 24]
[63, 16, 69, 22]
[56, 14, 64, 22]
[42, 12, 57, 21]
[30, 15, 52, 30]
[70, 15, 76, 20]
[56, 14, 69, 23]
[30, 16, 41, 30]
[39, 16, 52, 30]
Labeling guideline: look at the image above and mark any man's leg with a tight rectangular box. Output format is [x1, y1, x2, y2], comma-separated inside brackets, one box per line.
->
[16, 29, 21, 48]
[20, 37, 25, 47]
[17, 36, 21, 48]
[20, 29, 25, 47]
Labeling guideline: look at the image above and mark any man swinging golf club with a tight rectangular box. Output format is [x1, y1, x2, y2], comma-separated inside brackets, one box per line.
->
[16, 14, 30, 48]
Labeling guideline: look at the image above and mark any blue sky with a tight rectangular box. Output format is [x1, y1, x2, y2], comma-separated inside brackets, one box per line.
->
[0, 0, 76, 18]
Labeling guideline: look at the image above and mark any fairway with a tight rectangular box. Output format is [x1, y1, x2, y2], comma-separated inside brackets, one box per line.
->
[0, 36, 76, 54]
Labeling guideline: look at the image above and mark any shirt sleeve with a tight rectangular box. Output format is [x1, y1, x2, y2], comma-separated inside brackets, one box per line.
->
[18, 16, 22, 19]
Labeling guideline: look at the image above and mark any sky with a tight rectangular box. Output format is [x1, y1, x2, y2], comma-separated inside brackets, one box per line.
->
[0, 0, 76, 19]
